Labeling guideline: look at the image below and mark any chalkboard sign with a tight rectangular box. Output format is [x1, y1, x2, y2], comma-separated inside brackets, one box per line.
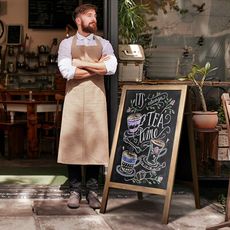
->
[111, 87, 184, 189]
[101, 84, 189, 223]
[28, 0, 77, 29]
[28, 0, 104, 30]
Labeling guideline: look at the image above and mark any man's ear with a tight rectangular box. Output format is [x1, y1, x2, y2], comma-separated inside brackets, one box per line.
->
[75, 17, 81, 26]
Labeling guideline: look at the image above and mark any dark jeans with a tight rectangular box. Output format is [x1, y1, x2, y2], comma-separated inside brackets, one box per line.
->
[67, 165, 100, 194]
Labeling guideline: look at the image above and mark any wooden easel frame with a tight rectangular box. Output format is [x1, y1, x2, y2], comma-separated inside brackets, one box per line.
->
[100, 84, 200, 224]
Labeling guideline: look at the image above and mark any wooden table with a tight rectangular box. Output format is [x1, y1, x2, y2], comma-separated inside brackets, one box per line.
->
[0, 121, 26, 159]
[0, 100, 61, 159]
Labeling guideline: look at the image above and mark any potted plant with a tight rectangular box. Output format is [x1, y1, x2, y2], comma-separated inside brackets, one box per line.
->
[179, 62, 218, 129]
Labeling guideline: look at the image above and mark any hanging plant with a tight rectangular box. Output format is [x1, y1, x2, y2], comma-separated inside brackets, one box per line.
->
[118, 0, 188, 45]
[119, 0, 150, 44]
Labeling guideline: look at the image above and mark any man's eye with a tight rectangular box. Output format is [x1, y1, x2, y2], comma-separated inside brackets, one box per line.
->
[87, 13, 97, 18]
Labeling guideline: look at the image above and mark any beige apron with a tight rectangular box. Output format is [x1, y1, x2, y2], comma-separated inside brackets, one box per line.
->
[57, 35, 109, 166]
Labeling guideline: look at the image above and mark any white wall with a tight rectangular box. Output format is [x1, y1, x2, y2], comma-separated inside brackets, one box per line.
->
[147, 0, 230, 37]
[141, 0, 230, 81]
[0, 0, 70, 53]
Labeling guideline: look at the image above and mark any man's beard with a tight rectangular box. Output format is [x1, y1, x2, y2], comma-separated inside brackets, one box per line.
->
[82, 22, 97, 33]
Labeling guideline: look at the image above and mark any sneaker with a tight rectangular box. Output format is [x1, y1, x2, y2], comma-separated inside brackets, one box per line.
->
[67, 191, 81, 209]
[86, 191, 101, 209]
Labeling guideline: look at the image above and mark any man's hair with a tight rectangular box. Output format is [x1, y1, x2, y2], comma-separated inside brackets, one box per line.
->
[72, 4, 97, 21]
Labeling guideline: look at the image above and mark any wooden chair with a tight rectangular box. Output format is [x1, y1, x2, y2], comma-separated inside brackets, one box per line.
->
[0, 89, 27, 159]
[38, 93, 64, 156]
[0, 88, 10, 121]
[206, 93, 230, 229]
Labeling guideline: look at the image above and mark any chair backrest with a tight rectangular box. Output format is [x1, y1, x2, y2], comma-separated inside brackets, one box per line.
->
[220, 93, 230, 226]
[0, 89, 11, 121]
[221, 93, 230, 143]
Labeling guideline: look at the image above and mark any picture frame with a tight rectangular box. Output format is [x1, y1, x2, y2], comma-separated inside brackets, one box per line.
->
[6, 25, 23, 45]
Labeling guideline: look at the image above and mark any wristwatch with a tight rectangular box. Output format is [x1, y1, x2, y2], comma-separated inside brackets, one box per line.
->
[0, 20, 4, 38]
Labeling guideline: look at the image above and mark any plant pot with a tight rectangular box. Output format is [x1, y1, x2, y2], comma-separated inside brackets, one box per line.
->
[192, 111, 218, 129]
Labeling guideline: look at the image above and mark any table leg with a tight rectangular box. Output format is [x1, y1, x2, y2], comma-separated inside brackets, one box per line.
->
[214, 161, 221, 176]
[0, 129, 5, 156]
[27, 104, 39, 159]
[198, 132, 206, 173]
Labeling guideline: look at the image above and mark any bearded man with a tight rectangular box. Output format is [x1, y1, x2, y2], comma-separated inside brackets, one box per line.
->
[57, 3, 117, 209]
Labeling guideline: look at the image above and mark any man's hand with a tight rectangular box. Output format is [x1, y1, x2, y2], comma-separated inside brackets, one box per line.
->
[74, 68, 96, 80]
[98, 55, 111, 63]
[72, 59, 85, 68]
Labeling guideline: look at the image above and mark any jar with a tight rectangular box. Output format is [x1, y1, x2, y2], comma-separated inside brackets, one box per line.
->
[7, 62, 14, 73]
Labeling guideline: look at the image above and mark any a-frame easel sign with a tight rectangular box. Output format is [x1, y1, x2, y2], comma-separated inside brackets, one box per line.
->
[100, 84, 190, 224]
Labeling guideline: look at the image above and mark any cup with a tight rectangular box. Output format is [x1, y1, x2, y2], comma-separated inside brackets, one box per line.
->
[121, 150, 137, 174]
[146, 139, 165, 165]
[127, 113, 145, 133]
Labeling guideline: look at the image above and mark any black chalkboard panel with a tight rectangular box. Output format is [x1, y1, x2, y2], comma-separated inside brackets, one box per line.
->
[110, 86, 186, 190]
[28, 0, 103, 29]
[28, 0, 77, 29]
[110, 88, 181, 189]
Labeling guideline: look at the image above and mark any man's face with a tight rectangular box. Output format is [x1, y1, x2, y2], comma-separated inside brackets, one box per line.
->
[78, 9, 97, 33]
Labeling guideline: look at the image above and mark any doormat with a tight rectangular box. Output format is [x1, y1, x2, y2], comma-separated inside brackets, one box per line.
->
[0, 165, 68, 186]
[0, 184, 69, 199]
[32, 200, 96, 215]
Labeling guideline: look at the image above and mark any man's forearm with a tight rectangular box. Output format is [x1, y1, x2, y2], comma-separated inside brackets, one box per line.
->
[82, 65, 107, 75]
[74, 68, 95, 80]
[72, 58, 108, 76]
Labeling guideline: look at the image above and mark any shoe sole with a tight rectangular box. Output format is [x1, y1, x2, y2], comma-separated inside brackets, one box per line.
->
[67, 204, 80, 209]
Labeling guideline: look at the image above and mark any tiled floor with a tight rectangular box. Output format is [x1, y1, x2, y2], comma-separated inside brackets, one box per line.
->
[0, 153, 228, 229]
[0, 190, 226, 230]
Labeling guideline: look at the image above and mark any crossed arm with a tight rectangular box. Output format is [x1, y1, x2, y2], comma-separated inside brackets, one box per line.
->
[72, 55, 110, 80]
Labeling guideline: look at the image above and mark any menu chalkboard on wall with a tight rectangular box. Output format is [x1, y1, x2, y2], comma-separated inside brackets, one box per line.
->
[100, 84, 191, 224]
[28, 0, 103, 29]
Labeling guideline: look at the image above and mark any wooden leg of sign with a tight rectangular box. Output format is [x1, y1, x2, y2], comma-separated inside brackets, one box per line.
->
[100, 184, 109, 213]
[206, 178, 230, 230]
[186, 94, 201, 209]
[137, 192, 143, 200]
[162, 189, 173, 224]
[100, 174, 109, 213]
